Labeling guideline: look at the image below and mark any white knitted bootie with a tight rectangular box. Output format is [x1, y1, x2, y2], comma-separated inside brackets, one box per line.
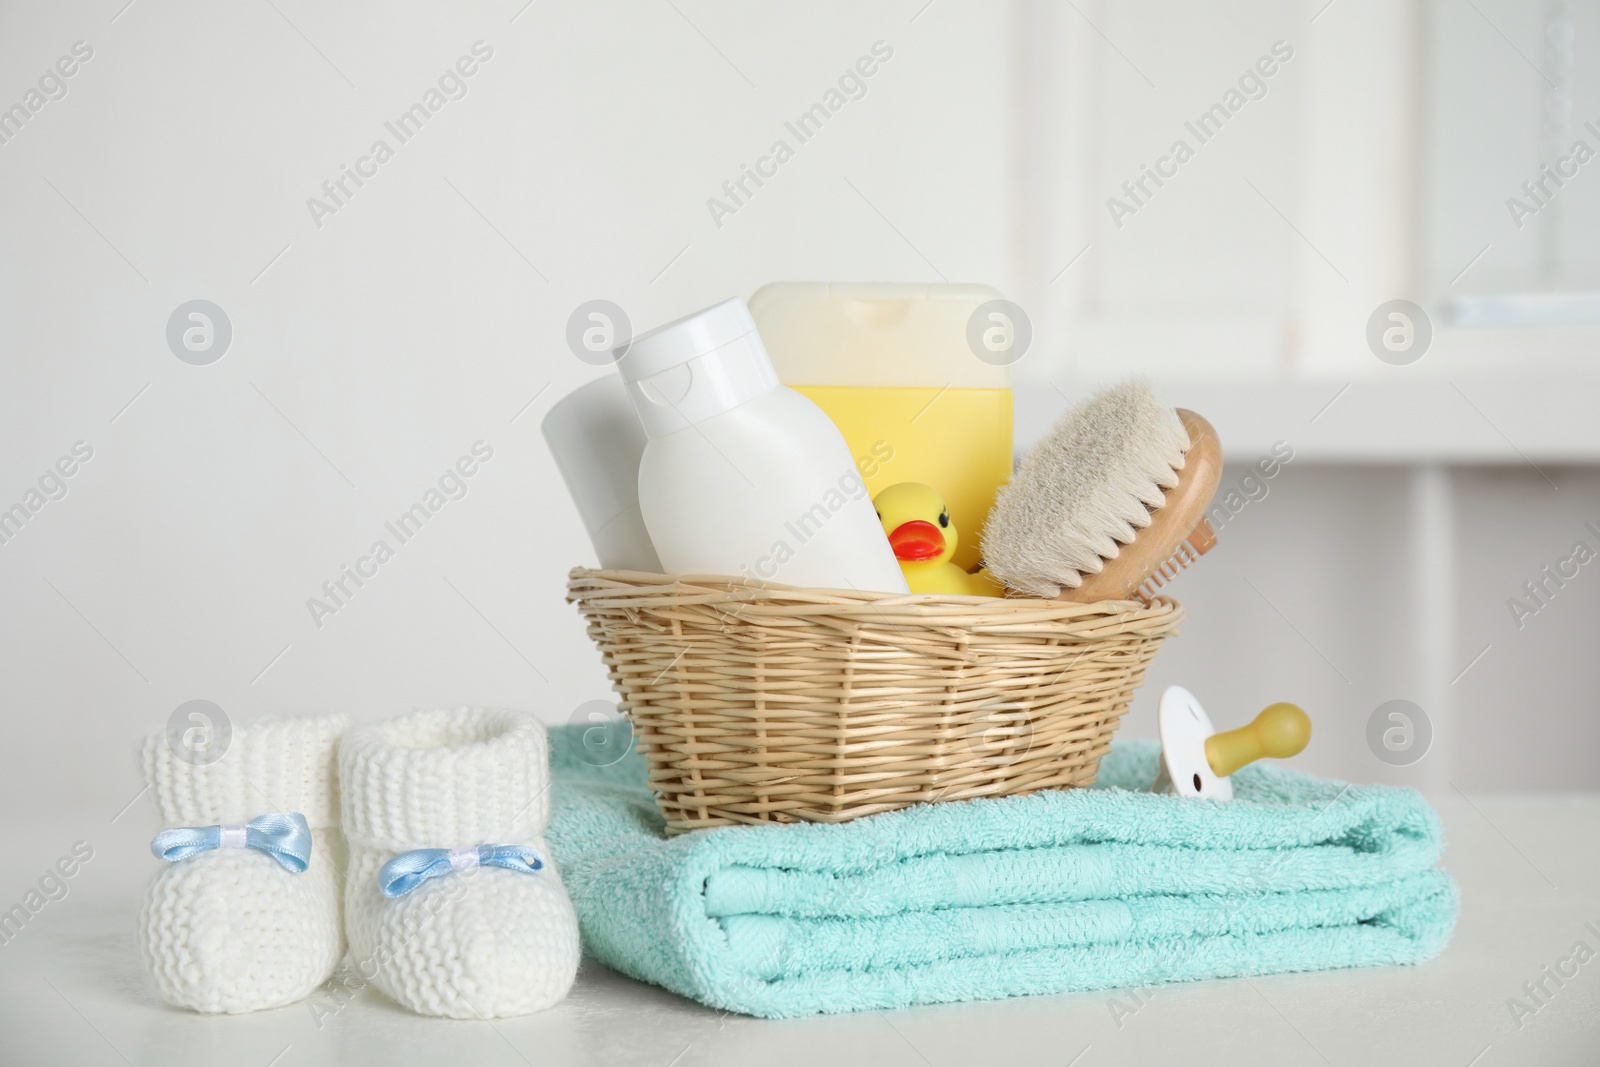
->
[138, 713, 348, 1013]
[339, 707, 580, 1018]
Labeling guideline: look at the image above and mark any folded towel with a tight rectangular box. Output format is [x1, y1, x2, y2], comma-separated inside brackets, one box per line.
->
[546, 727, 1458, 1018]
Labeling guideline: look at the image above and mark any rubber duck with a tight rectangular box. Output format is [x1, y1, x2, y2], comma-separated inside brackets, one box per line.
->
[873, 482, 1002, 597]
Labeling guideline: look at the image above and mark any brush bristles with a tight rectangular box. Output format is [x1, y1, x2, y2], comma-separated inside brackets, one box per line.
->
[981, 380, 1188, 598]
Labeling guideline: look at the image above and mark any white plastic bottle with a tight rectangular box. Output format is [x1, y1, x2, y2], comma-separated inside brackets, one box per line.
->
[541, 375, 663, 573]
[617, 297, 909, 593]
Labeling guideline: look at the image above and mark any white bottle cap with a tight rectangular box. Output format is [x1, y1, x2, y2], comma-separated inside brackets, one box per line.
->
[615, 297, 780, 437]
[749, 282, 1012, 388]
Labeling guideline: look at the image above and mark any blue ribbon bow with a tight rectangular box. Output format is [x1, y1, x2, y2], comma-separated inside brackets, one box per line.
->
[150, 812, 313, 873]
[379, 844, 545, 898]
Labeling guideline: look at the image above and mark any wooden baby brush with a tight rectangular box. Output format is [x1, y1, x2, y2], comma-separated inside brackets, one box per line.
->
[981, 382, 1222, 602]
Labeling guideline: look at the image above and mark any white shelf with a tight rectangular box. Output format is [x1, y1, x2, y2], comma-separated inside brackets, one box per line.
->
[1015, 376, 1600, 465]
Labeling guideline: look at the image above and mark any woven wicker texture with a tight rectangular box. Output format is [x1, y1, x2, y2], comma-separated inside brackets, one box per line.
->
[568, 568, 1183, 834]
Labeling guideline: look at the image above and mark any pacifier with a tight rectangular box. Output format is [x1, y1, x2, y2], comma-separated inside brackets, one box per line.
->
[1152, 685, 1311, 800]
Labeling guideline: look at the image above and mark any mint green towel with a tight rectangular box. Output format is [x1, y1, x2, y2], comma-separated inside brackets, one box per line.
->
[546, 727, 1458, 1018]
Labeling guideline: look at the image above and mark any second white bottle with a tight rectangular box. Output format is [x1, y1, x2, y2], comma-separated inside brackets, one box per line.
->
[618, 298, 909, 594]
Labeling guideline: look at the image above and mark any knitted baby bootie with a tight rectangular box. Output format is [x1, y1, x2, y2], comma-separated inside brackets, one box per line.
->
[340, 707, 580, 1018]
[138, 713, 348, 1013]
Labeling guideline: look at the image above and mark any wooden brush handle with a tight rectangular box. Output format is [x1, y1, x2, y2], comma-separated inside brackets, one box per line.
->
[1057, 409, 1223, 603]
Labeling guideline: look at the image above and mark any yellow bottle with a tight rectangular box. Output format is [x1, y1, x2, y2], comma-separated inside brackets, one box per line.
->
[748, 283, 1013, 573]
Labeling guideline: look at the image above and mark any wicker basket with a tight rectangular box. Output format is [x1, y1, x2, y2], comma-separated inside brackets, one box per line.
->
[568, 567, 1183, 834]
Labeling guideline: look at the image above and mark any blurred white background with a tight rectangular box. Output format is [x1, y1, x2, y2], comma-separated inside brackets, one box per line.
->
[2, 0, 1597, 823]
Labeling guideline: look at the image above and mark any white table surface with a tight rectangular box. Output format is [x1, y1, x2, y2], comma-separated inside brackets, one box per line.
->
[2, 794, 1596, 1067]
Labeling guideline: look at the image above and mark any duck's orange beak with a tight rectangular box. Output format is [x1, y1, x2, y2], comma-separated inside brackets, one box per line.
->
[888, 520, 944, 561]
